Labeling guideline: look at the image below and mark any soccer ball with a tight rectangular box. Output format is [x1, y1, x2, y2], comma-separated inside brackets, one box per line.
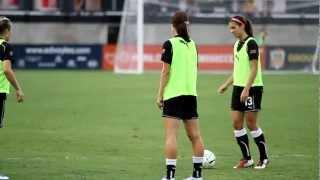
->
[203, 149, 216, 168]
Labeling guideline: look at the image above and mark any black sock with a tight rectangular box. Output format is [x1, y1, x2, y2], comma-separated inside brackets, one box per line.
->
[254, 133, 268, 161]
[166, 165, 175, 179]
[236, 134, 251, 160]
[192, 163, 202, 178]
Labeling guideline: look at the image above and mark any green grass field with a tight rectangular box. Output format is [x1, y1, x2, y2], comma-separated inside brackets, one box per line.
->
[0, 71, 318, 180]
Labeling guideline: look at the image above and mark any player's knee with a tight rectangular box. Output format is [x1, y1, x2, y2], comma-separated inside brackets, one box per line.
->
[165, 135, 177, 145]
[232, 122, 243, 130]
[246, 123, 257, 131]
[246, 114, 256, 123]
[187, 132, 201, 143]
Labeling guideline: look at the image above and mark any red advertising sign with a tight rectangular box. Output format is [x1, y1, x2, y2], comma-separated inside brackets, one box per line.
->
[35, 0, 57, 11]
[103, 44, 265, 71]
[197, 45, 233, 70]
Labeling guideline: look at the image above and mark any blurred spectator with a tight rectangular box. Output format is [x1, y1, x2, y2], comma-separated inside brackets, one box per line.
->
[58, 0, 73, 12]
[159, 0, 170, 13]
[242, 0, 257, 18]
[255, 30, 268, 46]
[179, 0, 199, 15]
[158, 0, 180, 14]
[232, 0, 240, 13]
[62, 0, 101, 12]
[85, 0, 101, 12]
[74, 0, 85, 12]
[212, 0, 228, 14]
[255, 0, 265, 16]
[263, 0, 274, 16]
[271, 0, 286, 13]
[254, 25, 268, 46]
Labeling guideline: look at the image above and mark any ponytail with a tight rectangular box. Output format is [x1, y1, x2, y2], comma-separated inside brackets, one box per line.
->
[244, 18, 253, 37]
[172, 11, 190, 42]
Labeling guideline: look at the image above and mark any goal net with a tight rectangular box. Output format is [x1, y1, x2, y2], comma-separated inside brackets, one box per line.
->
[114, 0, 144, 74]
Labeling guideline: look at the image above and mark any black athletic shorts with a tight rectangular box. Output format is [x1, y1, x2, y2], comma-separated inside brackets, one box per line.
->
[162, 95, 198, 120]
[0, 93, 6, 128]
[231, 86, 263, 112]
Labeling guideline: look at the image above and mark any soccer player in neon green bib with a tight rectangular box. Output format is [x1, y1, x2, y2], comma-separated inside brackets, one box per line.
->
[0, 16, 24, 180]
[156, 11, 205, 180]
[218, 16, 269, 169]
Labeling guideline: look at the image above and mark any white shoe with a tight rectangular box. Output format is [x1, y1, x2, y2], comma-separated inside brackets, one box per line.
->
[233, 159, 254, 169]
[254, 159, 269, 169]
[0, 174, 9, 180]
[161, 177, 175, 180]
[183, 177, 203, 180]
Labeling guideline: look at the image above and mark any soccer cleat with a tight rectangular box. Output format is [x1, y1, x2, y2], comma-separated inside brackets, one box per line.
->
[183, 177, 203, 180]
[233, 159, 254, 169]
[161, 177, 175, 180]
[0, 174, 9, 180]
[254, 159, 269, 169]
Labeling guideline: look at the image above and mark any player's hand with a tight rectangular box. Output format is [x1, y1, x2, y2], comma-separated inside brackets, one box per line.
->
[240, 88, 249, 103]
[217, 84, 228, 94]
[156, 95, 163, 109]
[16, 89, 24, 103]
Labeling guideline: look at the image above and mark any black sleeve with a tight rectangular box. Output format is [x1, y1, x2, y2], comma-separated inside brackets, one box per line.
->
[0, 42, 13, 62]
[196, 44, 199, 67]
[161, 40, 172, 65]
[247, 39, 259, 61]
[0, 44, 4, 61]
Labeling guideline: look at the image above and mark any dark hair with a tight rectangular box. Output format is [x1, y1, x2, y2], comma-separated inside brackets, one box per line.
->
[0, 16, 11, 35]
[172, 11, 190, 42]
[230, 16, 253, 37]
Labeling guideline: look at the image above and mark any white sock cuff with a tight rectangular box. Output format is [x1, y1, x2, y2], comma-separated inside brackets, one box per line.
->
[234, 128, 247, 137]
[192, 156, 203, 163]
[250, 128, 263, 138]
[166, 159, 177, 166]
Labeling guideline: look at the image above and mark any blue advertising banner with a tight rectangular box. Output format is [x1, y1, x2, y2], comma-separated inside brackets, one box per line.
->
[266, 46, 316, 70]
[12, 44, 102, 69]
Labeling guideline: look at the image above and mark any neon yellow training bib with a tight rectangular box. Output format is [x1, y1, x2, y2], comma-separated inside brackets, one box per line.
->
[0, 39, 10, 94]
[163, 37, 198, 100]
[233, 37, 263, 87]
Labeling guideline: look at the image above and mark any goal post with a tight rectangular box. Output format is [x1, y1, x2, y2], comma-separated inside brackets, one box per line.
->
[312, 7, 320, 74]
[114, 0, 144, 74]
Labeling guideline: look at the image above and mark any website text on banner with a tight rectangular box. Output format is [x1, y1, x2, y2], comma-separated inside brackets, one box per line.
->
[13, 44, 102, 69]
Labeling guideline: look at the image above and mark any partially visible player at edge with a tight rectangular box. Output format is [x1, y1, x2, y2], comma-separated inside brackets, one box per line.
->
[218, 16, 269, 169]
[0, 16, 24, 180]
[157, 11, 205, 180]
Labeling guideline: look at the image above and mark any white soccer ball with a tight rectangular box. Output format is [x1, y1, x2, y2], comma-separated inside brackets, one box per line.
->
[203, 149, 216, 168]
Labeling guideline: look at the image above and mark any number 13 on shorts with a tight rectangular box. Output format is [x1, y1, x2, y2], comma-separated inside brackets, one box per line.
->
[244, 96, 255, 110]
